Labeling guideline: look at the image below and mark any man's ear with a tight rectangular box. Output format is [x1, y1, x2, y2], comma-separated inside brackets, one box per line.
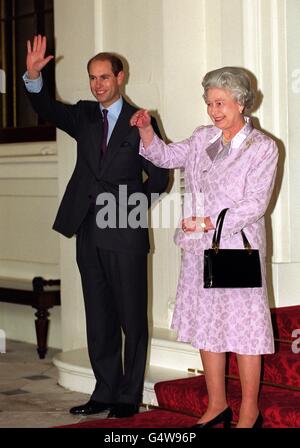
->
[117, 70, 125, 86]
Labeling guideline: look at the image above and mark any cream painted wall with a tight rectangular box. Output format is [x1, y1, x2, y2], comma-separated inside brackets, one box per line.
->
[273, 0, 300, 307]
[1, 0, 299, 351]
[53, 0, 98, 351]
[287, 0, 300, 261]
[0, 142, 61, 348]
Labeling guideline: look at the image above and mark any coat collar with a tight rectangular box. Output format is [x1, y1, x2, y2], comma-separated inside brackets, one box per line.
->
[205, 117, 254, 161]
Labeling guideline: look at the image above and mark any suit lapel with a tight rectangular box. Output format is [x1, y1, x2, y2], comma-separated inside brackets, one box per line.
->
[237, 122, 255, 154]
[88, 104, 103, 176]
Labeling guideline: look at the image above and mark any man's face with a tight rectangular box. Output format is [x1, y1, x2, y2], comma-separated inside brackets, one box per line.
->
[89, 60, 124, 107]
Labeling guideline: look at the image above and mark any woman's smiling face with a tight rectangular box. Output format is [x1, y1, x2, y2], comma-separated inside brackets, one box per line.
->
[206, 88, 244, 135]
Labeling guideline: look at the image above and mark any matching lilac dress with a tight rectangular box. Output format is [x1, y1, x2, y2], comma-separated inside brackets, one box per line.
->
[140, 118, 278, 355]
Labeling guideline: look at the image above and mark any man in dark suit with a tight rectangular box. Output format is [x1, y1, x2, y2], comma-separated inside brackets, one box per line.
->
[24, 35, 169, 418]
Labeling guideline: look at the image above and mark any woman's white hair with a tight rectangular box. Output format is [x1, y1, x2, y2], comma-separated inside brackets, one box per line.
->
[202, 67, 256, 113]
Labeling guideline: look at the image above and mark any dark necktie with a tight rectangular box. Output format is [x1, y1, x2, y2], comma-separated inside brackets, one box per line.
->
[101, 109, 109, 155]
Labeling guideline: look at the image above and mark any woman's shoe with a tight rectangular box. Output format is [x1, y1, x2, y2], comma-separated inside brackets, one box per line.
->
[252, 412, 263, 428]
[191, 406, 233, 428]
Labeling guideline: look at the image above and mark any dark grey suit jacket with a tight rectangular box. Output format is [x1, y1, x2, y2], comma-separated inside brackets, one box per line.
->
[26, 86, 169, 253]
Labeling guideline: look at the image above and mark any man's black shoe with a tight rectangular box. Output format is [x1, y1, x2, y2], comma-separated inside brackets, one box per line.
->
[108, 403, 139, 418]
[69, 399, 112, 415]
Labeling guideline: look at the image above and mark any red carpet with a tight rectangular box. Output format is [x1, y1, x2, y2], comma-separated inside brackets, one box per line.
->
[155, 305, 300, 428]
[270, 305, 300, 341]
[228, 348, 300, 389]
[57, 409, 198, 428]
[155, 373, 300, 428]
[57, 305, 300, 429]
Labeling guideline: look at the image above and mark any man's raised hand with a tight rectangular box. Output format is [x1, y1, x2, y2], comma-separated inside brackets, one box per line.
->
[26, 35, 54, 79]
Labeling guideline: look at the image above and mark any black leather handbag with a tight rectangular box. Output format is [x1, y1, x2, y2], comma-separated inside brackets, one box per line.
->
[204, 208, 262, 288]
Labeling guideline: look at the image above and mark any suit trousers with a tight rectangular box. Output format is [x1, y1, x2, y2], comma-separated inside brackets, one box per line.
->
[76, 209, 148, 405]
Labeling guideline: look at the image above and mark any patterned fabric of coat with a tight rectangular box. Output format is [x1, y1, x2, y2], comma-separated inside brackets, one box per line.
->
[140, 118, 279, 354]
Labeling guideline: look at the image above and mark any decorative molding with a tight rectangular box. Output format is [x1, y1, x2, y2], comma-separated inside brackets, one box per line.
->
[242, 0, 261, 89]
[94, 0, 104, 54]
[0, 142, 57, 160]
[242, 0, 290, 264]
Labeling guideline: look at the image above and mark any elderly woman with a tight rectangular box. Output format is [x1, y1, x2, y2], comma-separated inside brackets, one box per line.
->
[130, 67, 278, 428]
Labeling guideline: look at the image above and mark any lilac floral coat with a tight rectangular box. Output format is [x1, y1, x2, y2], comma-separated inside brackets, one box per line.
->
[140, 118, 278, 354]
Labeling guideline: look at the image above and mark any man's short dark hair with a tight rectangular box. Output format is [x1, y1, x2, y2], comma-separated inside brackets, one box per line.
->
[87, 52, 124, 76]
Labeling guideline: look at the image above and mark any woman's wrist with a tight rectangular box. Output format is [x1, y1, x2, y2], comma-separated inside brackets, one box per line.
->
[204, 216, 214, 231]
[139, 125, 155, 148]
[182, 216, 214, 233]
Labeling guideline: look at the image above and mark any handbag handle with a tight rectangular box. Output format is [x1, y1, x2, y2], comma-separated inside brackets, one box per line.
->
[212, 208, 252, 253]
